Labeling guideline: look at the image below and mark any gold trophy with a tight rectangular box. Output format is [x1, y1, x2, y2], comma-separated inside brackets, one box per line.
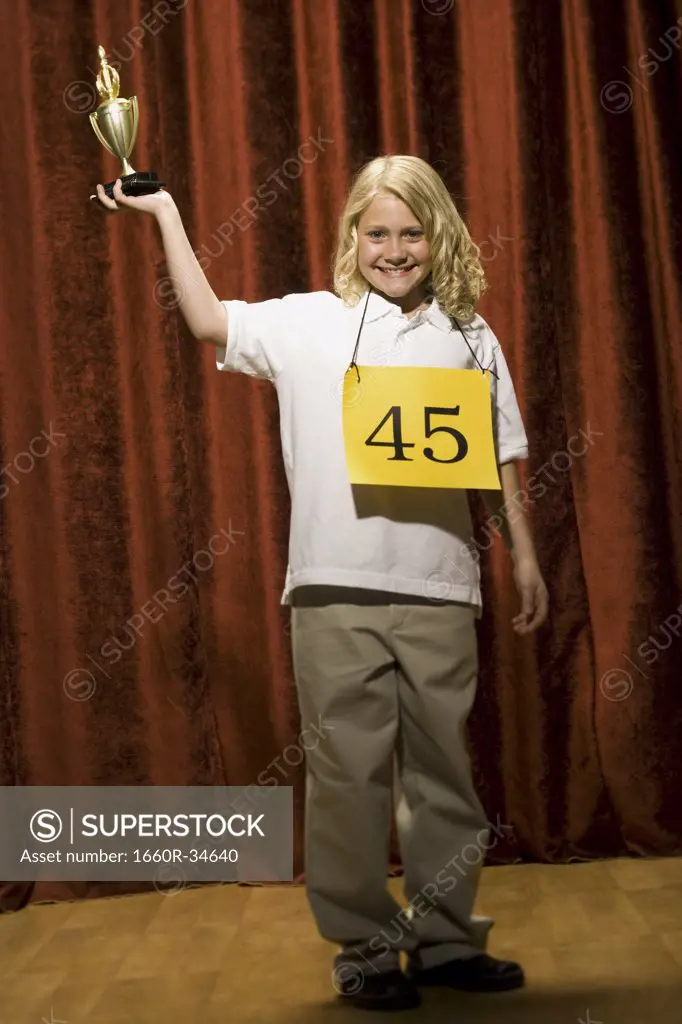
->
[88, 45, 164, 201]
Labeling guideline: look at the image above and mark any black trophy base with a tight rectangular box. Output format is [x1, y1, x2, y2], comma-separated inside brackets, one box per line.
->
[91, 172, 165, 202]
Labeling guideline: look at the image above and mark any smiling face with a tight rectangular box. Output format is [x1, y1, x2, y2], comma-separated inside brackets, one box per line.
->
[357, 193, 432, 313]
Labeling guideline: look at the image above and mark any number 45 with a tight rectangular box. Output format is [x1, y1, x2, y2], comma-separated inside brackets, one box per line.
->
[365, 406, 469, 463]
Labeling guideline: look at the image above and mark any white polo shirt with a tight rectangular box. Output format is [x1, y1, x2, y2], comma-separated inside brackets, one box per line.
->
[216, 289, 528, 614]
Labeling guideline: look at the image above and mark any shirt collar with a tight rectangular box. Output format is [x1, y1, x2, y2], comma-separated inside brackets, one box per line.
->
[357, 289, 452, 333]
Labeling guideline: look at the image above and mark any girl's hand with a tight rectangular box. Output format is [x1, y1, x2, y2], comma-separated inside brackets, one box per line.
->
[94, 178, 176, 218]
[511, 557, 549, 635]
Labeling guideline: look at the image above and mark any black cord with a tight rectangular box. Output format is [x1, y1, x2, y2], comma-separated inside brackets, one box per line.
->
[451, 317, 499, 379]
[348, 287, 373, 383]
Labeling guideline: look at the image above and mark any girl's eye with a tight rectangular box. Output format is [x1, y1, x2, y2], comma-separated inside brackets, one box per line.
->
[406, 230, 423, 239]
[368, 231, 384, 240]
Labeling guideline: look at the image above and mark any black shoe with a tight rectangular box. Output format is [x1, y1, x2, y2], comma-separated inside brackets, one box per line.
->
[407, 952, 525, 992]
[335, 966, 422, 1011]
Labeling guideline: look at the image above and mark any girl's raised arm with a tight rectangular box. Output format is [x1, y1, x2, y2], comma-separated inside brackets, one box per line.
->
[95, 178, 228, 349]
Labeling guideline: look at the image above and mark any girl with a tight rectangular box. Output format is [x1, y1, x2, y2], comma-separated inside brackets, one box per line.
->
[96, 155, 548, 1013]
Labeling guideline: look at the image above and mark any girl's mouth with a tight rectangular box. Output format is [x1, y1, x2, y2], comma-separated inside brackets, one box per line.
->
[376, 266, 417, 276]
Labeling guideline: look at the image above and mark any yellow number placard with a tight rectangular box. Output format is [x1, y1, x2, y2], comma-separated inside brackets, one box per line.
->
[342, 366, 500, 489]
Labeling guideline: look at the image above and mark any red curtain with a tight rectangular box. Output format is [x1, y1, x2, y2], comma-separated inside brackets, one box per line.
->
[1, 0, 681, 912]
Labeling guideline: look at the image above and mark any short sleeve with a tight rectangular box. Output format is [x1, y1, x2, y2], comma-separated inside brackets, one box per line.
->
[490, 337, 529, 464]
[216, 295, 300, 382]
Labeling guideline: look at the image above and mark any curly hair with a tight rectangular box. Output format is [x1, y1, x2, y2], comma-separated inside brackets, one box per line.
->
[332, 155, 487, 322]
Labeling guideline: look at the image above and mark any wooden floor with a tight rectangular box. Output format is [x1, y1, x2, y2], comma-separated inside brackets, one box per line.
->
[1, 859, 682, 1023]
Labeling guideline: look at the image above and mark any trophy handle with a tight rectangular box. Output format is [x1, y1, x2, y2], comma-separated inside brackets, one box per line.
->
[89, 111, 117, 160]
[128, 95, 139, 155]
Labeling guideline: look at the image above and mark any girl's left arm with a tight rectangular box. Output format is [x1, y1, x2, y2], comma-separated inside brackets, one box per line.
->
[480, 462, 549, 635]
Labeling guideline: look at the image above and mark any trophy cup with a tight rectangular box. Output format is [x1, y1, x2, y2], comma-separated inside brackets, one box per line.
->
[89, 45, 164, 201]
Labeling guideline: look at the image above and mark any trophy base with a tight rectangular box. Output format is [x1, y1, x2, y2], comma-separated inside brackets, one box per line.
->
[90, 172, 165, 202]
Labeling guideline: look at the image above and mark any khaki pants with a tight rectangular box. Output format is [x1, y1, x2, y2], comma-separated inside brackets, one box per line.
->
[290, 587, 493, 977]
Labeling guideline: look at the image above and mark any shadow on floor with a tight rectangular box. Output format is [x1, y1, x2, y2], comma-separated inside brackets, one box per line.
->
[252, 982, 682, 1024]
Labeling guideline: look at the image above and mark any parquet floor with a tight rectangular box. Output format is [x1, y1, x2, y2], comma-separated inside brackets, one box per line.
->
[1, 858, 682, 1023]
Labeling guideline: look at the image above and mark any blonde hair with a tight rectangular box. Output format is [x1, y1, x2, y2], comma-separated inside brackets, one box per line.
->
[332, 155, 487, 322]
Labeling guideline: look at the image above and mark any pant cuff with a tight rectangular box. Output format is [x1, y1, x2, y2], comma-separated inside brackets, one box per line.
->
[335, 945, 401, 975]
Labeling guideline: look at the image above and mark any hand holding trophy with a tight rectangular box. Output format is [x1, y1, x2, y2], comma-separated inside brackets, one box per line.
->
[89, 45, 170, 215]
